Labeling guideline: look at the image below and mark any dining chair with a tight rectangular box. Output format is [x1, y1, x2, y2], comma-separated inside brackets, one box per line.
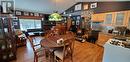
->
[54, 37, 75, 62]
[28, 36, 50, 62]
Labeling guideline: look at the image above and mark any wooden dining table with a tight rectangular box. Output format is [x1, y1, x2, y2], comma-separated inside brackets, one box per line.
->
[40, 34, 74, 48]
[40, 33, 74, 62]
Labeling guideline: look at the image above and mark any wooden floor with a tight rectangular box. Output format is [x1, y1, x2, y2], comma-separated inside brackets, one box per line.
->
[11, 36, 104, 62]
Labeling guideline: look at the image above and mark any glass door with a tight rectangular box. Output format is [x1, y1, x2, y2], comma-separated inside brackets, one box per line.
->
[0, 18, 4, 39]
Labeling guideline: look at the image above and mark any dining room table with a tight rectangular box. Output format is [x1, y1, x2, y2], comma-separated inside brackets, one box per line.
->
[40, 33, 74, 48]
[40, 32, 75, 62]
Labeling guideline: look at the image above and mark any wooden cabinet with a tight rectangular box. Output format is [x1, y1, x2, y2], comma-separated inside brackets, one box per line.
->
[128, 11, 130, 29]
[97, 33, 114, 47]
[92, 10, 130, 28]
[103, 11, 130, 26]
[16, 34, 26, 47]
[91, 13, 105, 22]
[103, 12, 116, 26]
[97, 13, 105, 22]
[91, 14, 98, 21]
[114, 11, 128, 26]
[0, 15, 17, 62]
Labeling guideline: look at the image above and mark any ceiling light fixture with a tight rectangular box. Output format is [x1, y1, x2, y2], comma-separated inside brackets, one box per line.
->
[49, 0, 63, 21]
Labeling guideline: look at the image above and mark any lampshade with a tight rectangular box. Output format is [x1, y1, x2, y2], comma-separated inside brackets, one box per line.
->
[49, 13, 63, 21]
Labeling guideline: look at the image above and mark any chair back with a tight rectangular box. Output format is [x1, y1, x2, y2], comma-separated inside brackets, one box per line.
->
[45, 30, 55, 38]
[28, 36, 36, 52]
[62, 37, 75, 60]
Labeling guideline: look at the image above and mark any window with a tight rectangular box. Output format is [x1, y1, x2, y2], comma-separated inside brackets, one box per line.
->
[105, 14, 112, 24]
[19, 19, 41, 31]
[116, 13, 124, 25]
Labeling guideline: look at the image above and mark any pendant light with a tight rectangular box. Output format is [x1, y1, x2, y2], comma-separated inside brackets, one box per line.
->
[49, 0, 63, 21]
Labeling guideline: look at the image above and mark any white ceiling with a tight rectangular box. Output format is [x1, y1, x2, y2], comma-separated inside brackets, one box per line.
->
[14, 0, 77, 14]
[1, 0, 130, 14]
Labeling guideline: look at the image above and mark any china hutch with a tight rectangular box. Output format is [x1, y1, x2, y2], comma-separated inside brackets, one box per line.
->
[0, 14, 17, 62]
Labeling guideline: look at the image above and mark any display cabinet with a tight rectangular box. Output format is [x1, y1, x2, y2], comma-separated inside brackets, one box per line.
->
[0, 14, 17, 62]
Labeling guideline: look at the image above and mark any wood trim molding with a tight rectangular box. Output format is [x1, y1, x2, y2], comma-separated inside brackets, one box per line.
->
[17, 16, 43, 19]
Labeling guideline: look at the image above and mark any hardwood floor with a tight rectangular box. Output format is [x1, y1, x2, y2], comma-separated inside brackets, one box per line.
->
[11, 36, 104, 62]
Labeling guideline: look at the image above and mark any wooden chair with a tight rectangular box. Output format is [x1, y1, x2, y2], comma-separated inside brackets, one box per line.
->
[28, 36, 49, 62]
[54, 37, 75, 62]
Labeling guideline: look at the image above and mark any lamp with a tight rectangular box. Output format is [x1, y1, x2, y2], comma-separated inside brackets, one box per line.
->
[49, 11, 63, 21]
[49, 0, 63, 21]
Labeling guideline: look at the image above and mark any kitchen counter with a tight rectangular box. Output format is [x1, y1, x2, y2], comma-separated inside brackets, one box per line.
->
[103, 39, 130, 62]
[96, 32, 115, 47]
[96, 32, 130, 47]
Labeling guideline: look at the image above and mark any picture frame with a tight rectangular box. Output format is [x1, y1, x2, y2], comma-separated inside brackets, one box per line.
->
[1, 1, 14, 14]
[83, 4, 88, 10]
[30, 12, 34, 16]
[76, 20, 79, 25]
[24, 12, 29, 16]
[90, 3, 97, 9]
[75, 3, 82, 11]
[34, 13, 39, 16]
[15, 11, 22, 15]
[39, 13, 43, 16]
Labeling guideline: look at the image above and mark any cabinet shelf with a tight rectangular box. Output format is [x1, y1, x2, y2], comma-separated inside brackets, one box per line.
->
[0, 15, 17, 62]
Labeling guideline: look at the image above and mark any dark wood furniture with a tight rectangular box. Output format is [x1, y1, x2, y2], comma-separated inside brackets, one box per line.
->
[28, 36, 48, 62]
[40, 33, 74, 48]
[15, 30, 27, 47]
[54, 37, 75, 62]
[16, 34, 26, 47]
[87, 30, 100, 44]
[0, 15, 17, 62]
[40, 32, 75, 62]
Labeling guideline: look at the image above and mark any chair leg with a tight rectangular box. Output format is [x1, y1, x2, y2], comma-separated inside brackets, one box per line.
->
[34, 57, 35, 62]
[54, 55, 56, 62]
[71, 56, 73, 62]
[34, 56, 36, 62]
[36, 57, 38, 62]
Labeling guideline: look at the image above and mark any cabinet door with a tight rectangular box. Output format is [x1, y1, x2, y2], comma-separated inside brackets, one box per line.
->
[91, 13, 105, 22]
[115, 12, 125, 25]
[104, 14, 112, 25]
[91, 14, 98, 21]
[97, 13, 105, 22]
[128, 18, 130, 29]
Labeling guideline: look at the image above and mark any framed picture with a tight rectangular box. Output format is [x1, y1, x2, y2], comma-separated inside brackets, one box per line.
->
[83, 4, 88, 10]
[1, 1, 14, 13]
[30, 12, 34, 16]
[75, 3, 82, 11]
[24, 12, 29, 16]
[76, 20, 79, 25]
[39, 14, 43, 16]
[15, 11, 21, 15]
[90, 3, 97, 9]
[34, 13, 39, 16]
[77, 16, 80, 20]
